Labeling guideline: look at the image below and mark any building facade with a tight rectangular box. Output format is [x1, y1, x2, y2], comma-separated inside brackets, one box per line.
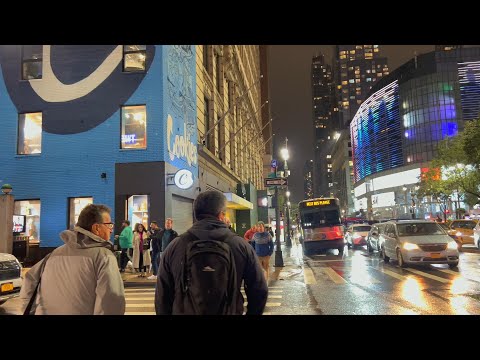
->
[195, 45, 271, 236]
[0, 45, 199, 255]
[331, 45, 389, 215]
[351, 47, 480, 220]
[311, 54, 338, 198]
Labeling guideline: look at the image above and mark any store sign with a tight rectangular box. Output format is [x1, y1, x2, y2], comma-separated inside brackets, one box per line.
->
[371, 192, 395, 208]
[174, 169, 194, 190]
[167, 114, 198, 167]
[121, 134, 136, 144]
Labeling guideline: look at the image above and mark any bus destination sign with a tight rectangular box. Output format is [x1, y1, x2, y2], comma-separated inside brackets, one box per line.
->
[306, 199, 331, 206]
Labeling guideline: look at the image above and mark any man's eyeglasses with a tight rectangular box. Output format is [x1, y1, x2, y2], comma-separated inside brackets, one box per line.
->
[99, 222, 115, 229]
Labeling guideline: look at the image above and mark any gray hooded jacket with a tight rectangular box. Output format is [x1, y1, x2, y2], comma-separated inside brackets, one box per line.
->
[20, 226, 125, 315]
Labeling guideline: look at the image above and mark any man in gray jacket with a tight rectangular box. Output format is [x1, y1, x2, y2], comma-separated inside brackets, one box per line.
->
[20, 204, 125, 315]
[155, 190, 268, 315]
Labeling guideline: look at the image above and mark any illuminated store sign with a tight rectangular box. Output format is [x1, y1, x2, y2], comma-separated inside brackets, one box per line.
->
[306, 199, 331, 206]
[121, 134, 137, 144]
[174, 169, 194, 190]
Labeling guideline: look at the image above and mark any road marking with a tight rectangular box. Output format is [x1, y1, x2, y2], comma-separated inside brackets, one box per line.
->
[374, 267, 409, 281]
[303, 267, 317, 284]
[405, 268, 450, 283]
[244, 302, 281, 307]
[125, 289, 155, 292]
[268, 286, 284, 289]
[125, 312, 156, 315]
[349, 273, 381, 284]
[124, 293, 155, 297]
[439, 269, 480, 283]
[322, 267, 347, 284]
[126, 304, 155, 308]
[268, 295, 283, 299]
[124, 297, 154, 301]
[310, 259, 350, 263]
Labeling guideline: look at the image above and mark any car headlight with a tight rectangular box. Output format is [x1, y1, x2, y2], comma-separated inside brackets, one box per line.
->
[456, 231, 462, 237]
[447, 241, 459, 250]
[403, 242, 419, 250]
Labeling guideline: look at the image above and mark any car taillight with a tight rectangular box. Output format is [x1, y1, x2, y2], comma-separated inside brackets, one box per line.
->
[332, 226, 343, 238]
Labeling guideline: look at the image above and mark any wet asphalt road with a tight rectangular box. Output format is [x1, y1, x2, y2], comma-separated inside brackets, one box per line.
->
[2, 242, 480, 315]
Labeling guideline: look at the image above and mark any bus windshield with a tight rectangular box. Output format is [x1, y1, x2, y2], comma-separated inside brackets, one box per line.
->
[301, 208, 341, 228]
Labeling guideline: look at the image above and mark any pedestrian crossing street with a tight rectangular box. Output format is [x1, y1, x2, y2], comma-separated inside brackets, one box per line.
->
[124, 286, 284, 315]
[304, 261, 480, 287]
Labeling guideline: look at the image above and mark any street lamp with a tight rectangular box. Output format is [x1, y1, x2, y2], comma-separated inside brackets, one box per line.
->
[282, 137, 292, 247]
[402, 186, 408, 217]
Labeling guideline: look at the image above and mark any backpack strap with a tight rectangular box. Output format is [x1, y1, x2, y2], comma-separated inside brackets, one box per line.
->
[23, 252, 52, 316]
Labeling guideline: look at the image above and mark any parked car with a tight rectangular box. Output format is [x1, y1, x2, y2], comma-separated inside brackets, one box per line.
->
[447, 220, 478, 249]
[345, 224, 371, 249]
[381, 220, 460, 268]
[0, 253, 23, 305]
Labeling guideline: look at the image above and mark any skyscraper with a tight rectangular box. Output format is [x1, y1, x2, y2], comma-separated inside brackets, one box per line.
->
[304, 159, 314, 199]
[311, 54, 339, 198]
[335, 45, 389, 128]
[330, 45, 389, 215]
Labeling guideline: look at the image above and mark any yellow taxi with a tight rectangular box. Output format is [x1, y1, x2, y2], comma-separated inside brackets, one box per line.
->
[447, 220, 479, 248]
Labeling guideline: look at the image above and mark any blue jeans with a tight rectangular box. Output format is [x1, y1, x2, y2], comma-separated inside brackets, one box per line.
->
[151, 251, 160, 275]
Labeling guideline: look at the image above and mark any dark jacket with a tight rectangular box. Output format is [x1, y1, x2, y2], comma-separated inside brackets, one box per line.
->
[155, 217, 268, 315]
[252, 232, 274, 257]
[149, 229, 162, 254]
[158, 228, 179, 252]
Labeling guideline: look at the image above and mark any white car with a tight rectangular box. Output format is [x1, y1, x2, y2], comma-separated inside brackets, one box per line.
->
[0, 253, 23, 305]
[381, 221, 460, 268]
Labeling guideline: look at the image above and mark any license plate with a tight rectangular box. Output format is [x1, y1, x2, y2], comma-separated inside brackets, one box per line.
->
[430, 253, 441, 259]
[1, 282, 13, 293]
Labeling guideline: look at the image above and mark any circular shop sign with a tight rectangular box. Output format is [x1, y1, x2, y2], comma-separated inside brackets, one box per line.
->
[174, 169, 194, 190]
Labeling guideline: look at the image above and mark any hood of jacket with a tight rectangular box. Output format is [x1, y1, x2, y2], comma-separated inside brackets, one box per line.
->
[60, 226, 113, 250]
[187, 217, 231, 240]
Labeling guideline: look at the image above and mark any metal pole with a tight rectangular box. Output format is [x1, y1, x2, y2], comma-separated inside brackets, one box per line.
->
[274, 185, 284, 267]
[285, 200, 292, 247]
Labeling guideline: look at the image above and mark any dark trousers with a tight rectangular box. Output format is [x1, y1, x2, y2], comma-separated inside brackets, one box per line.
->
[120, 248, 130, 270]
[151, 251, 160, 275]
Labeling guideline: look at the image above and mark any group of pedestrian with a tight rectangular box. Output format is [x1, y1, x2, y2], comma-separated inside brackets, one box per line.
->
[117, 219, 178, 280]
[20, 190, 269, 315]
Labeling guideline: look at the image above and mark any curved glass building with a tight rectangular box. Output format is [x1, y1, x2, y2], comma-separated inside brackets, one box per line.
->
[350, 47, 480, 219]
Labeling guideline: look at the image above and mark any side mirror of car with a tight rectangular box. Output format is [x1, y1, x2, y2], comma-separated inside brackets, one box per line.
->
[371, 231, 378, 237]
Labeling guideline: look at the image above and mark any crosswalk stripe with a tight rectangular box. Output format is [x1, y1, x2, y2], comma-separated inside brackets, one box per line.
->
[267, 286, 284, 289]
[322, 267, 347, 284]
[374, 267, 409, 281]
[405, 268, 450, 283]
[244, 302, 282, 307]
[125, 312, 156, 315]
[124, 297, 154, 301]
[303, 267, 317, 284]
[267, 295, 283, 299]
[125, 289, 155, 293]
[126, 304, 155, 308]
[349, 274, 381, 284]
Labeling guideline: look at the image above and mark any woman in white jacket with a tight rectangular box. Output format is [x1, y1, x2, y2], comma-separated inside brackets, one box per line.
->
[132, 223, 151, 277]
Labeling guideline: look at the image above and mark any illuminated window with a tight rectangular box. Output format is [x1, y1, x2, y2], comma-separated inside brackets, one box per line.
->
[121, 105, 147, 149]
[68, 197, 93, 229]
[14, 200, 41, 243]
[342, 80, 348, 85]
[123, 45, 146, 72]
[340, 55, 346, 59]
[22, 45, 42, 80]
[349, 79, 354, 84]
[349, 161, 353, 166]
[374, 48, 379, 52]
[356, 45, 363, 50]
[349, 50, 355, 54]
[17, 112, 42, 155]
[326, 155, 332, 159]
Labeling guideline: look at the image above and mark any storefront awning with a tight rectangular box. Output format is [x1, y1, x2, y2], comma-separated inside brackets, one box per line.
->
[223, 192, 253, 210]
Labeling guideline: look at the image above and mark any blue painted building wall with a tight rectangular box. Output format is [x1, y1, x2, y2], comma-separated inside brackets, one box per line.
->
[0, 45, 197, 247]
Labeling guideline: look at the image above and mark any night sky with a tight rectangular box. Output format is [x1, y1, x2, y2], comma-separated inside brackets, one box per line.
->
[268, 45, 435, 203]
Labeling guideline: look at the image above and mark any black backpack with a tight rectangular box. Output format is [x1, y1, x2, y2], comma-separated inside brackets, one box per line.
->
[181, 232, 238, 315]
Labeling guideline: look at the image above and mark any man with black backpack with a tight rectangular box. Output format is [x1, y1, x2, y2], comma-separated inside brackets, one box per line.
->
[155, 190, 268, 315]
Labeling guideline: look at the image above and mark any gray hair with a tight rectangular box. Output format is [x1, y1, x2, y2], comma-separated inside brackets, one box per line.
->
[194, 190, 227, 220]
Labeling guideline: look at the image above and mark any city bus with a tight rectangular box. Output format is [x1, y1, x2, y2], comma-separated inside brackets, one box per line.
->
[298, 197, 344, 255]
